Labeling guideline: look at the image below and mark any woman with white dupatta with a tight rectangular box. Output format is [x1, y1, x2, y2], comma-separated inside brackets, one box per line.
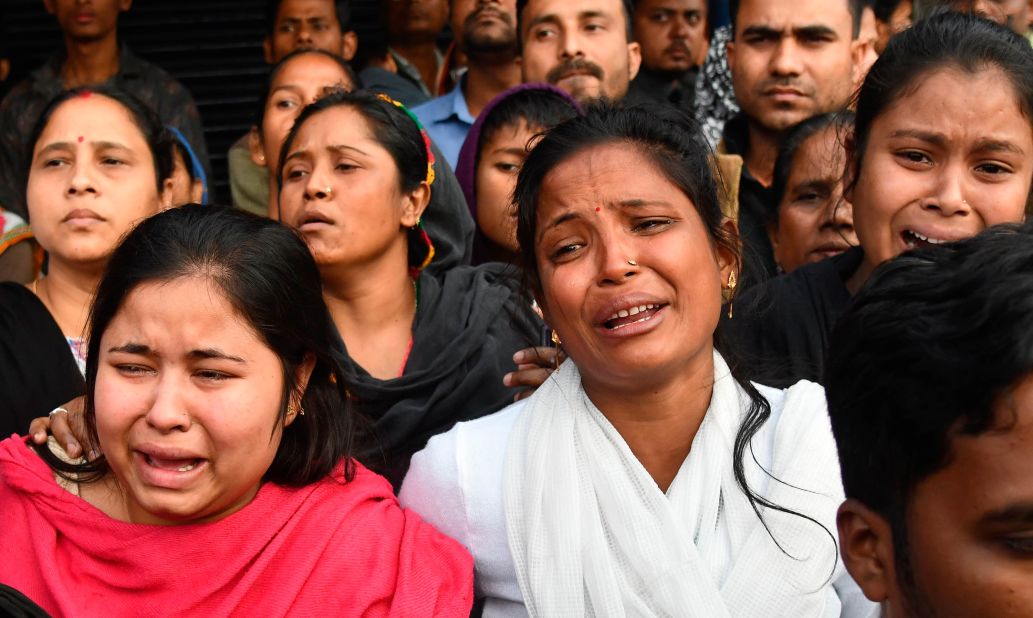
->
[399, 105, 876, 617]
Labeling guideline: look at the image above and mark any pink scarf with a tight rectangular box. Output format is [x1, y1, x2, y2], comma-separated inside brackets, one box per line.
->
[0, 436, 472, 617]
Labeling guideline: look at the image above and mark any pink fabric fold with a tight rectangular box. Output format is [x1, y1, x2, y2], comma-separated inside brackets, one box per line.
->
[0, 436, 473, 617]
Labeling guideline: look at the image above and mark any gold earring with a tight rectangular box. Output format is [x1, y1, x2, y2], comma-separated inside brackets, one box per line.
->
[551, 329, 562, 346]
[726, 270, 737, 319]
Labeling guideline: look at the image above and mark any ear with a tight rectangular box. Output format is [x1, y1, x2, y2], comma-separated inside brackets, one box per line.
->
[837, 499, 897, 604]
[158, 178, 175, 211]
[626, 41, 642, 82]
[341, 31, 359, 61]
[399, 181, 432, 228]
[248, 126, 267, 169]
[285, 354, 317, 427]
[262, 37, 274, 64]
[716, 216, 740, 284]
[0, 59, 9, 82]
[190, 178, 205, 204]
[725, 39, 735, 73]
[42, 0, 57, 15]
[850, 35, 873, 86]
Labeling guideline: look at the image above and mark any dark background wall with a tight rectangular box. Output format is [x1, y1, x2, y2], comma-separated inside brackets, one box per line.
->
[1, 0, 381, 201]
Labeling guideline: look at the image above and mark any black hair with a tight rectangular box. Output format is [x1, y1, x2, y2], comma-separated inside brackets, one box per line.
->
[253, 48, 360, 131]
[24, 86, 175, 197]
[850, 11, 1033, 213]
[478, 89, 581, 159]
[275, 90, 434, 268]
[171, 140, 196, 182]
[266, 0, 353, 34]
[39, 205, 361, 486]
[826, 221, 1033, 592]
[516, 0, 635, 44]
[514, 103, 834, 553]
[729, 0, 866, 37]
[872, 0, 909, 22]
[771, 112, 853, 221]
[277, 89, 427, 195]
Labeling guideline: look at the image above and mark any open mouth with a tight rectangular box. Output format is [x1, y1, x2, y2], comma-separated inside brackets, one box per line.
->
[902, 229, 949, 249]
[145, 454, 205, 473]
[603, 303, 665, 330]
[300, 213, 332, 227]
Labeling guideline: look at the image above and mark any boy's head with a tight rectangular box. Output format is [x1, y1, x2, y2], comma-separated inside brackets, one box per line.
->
[827, 222, 1033, 618]
[457, 85, 580, 258]
[264, 0, 357, 63]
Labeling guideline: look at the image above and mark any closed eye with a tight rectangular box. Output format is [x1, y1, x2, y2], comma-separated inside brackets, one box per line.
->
[632, 218, 673, 233]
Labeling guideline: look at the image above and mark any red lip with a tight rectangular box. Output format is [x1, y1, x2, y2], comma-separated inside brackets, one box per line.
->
[63, 208, 105, 223]
[75, 12, 95, 24]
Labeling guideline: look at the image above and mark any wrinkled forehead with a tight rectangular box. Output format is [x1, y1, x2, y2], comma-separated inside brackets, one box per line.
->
[734, 0, 854, 35]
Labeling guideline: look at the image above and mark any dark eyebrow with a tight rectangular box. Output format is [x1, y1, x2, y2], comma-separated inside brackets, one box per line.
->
[283, 148, 309, 165]
[579, 10, 608, 21]
[328, 144, 369, 157]
[538, 211, 583, 242]
[94, 141, 130, 151]
[741, 25, 782, 38]
[794, 25, 838, 39]
[491, 146, 528, 156]
[188, 348, 246, 364]
[36, 142, 74, 159]
[889, 129, 947, 148]
[527, 13, 562, 30]
[109, 343, 152, 355]
[979, 502, 1033, 527]
[617, 198, 675, 209]
[973, 138, 1026, 156]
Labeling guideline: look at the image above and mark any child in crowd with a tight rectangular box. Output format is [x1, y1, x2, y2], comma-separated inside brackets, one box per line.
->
[455, 84, 581, 265]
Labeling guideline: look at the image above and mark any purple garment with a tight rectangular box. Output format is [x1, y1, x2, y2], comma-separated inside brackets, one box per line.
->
[454, 83, 582, 224]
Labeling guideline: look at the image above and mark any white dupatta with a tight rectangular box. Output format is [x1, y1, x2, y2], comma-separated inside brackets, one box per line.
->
[503, 351, 844, 617]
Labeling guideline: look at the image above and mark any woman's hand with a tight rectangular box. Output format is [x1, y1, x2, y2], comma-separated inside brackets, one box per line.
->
[504, 347, 565, 401]
[28, 396, 91, 459]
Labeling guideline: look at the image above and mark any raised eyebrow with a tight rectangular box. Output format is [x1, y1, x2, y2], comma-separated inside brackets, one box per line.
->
[491, 146, 528, 156]
[94, 141, 131, 152]
[618, 198, 673, 208]
[283, 148, 311, 165]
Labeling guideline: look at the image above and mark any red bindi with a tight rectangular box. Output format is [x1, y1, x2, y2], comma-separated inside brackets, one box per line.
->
[595, 207, 601, 212]
[79, 90, 92, 99]
[77, 136, 84, 143]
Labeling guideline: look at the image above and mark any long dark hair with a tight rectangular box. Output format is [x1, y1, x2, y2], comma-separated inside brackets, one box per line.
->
[40, 205, 360, 486]
[850, 11, 1033, 212]
[24, 86, 175, 196]
[514, 103, 830, 550]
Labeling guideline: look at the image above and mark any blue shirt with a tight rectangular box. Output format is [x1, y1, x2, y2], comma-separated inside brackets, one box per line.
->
[413, 80, 476, 171]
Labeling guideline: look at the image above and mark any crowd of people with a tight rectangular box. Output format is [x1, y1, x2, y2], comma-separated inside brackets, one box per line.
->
[0, 0, 1032, 616]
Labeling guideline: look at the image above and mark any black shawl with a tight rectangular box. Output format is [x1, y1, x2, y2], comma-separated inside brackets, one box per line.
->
[0, 282, 85, 438]
[342, 264, 543, 489]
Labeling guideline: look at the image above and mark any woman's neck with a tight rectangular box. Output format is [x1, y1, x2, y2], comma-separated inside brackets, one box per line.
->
[33, 258, 101, 339]
[581, 349, 716, 492]
[321, 251, 417, 380]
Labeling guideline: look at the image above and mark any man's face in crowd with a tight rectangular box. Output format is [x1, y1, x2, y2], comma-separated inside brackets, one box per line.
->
[44, 0, 131, 42]
[386, 0, 450, 41]
[264, 0, 356, 63]
[953, 0, 1030, 34]
[633, 0, 708, 76]
[839, 374, 1033, 618]
[519, 0, 642, 103]
[727, 0, 865, 134]
[451, 0, 519, 56]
